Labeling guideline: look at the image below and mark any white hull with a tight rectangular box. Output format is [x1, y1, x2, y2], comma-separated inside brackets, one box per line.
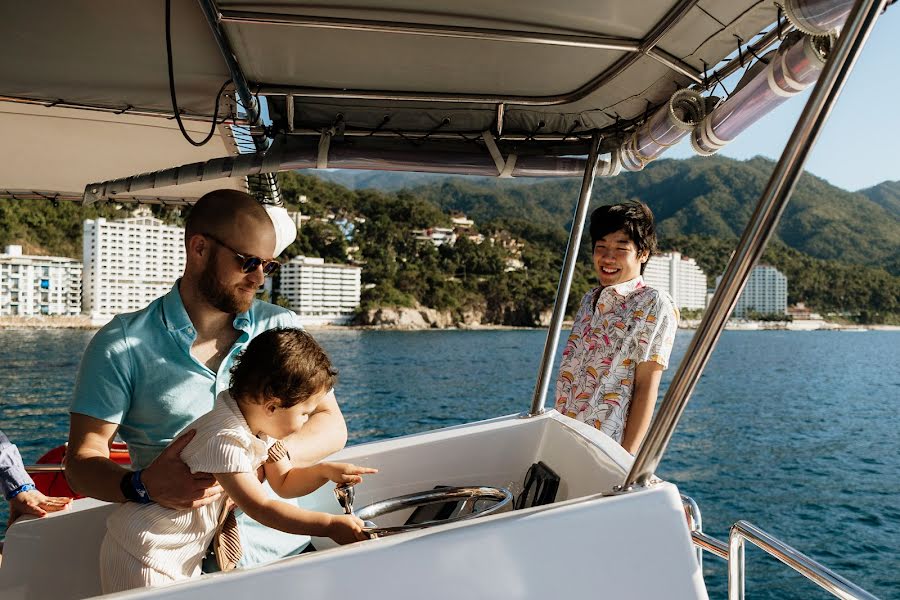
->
[0, 411, 706, 599]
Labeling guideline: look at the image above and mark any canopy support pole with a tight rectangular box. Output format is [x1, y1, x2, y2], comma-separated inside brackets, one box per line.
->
[527, 133, 601, 416]
[198, 0, 281, 203]
[624, 0, 888, 490]
[197, 0, 261, 132]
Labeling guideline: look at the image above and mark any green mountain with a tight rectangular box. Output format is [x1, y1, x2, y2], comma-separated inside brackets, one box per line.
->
[859, 180, 900, 219]
[281, 163, 900, 323]
[2, 155, 898, 324]
[401, 156, 900, 276]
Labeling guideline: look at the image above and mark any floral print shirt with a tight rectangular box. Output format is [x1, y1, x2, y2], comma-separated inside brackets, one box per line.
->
[555, 276, 678, 443]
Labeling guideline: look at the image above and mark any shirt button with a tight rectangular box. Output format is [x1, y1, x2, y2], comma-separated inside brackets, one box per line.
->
[187, 327, 194, 335]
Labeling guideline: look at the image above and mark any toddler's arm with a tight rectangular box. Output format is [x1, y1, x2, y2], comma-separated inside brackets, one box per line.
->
[215, 471, 367, 544]
[265, 457, 377, 499]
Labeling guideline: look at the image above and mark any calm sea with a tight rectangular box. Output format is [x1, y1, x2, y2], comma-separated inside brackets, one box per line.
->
[1, 328, 897, 598]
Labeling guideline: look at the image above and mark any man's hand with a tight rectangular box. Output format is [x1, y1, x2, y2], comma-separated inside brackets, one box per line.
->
[8, 490, 72, 525]
[141, 430, 223, 510]
[319, 462, 378, 486]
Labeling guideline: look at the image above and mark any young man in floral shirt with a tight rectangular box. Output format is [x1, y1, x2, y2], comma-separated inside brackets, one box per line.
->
[555, 201, 678, 454]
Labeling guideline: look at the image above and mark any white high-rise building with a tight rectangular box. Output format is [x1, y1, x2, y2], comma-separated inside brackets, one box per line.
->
[82, 211, 185, 321]
[0, 245, 82, 316]
[277, 256, 361, 325]
[716, 264, 788, 318]
[643, 251, 708, 310]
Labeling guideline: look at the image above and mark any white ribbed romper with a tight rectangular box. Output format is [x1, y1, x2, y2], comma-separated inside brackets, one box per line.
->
[100, 391, 273, 593]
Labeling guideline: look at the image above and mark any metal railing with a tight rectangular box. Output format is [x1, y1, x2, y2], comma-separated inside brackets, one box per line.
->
[681, 495, 880, 600]
[726, 521, 880, 600]
[624, 0, 889, 490]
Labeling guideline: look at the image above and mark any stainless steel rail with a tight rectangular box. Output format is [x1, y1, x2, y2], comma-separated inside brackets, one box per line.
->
[727, 521, 880, 600]
[527, 133, 601, 416]
[23, 465, 66, 473]
[219, 9, 701, 86]
[687, 521, 880, 599]
[218, 10, 642, 52]
[624, 0, 887, 490]
[260, 0, 702, 105]
[198, 0, 262, 130]
[692, 530, 728, 560]
[681, 494, 704, 568]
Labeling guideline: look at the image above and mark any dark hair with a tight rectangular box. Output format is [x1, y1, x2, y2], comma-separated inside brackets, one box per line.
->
[589, 201, 658, 274]
[230, 328, 337, 407]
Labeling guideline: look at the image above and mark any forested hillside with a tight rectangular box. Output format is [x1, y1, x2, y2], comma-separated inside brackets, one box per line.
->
[280, 161, 900, 324]
[2, 155, 898, 324]
[400, 156, 900, 275]
[860, 180, 900, 220]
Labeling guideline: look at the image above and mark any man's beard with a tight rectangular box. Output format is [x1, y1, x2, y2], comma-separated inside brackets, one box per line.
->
[199, 256, 254, 314]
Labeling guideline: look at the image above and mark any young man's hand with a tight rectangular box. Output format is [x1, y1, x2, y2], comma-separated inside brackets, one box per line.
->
[327, 513, 369, 544]
[9, 489, 72, 525]
[320, 462, 378, 486]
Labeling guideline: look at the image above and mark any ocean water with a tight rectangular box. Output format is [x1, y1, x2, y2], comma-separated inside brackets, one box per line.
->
[0, 328, 897, 598]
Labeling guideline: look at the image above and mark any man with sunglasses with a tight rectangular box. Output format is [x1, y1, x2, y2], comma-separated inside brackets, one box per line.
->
[65, 189, 348, 569]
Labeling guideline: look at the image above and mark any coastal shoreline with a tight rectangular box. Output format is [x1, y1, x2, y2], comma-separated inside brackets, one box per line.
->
[2, 315, 897, 332]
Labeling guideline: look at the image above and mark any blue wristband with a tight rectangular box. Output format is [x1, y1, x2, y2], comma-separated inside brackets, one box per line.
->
[6, 482, 36, 501]
[131, 470, 152, 504]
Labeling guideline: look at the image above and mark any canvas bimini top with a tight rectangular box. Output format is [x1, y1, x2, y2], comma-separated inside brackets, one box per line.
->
[0, 0, 874, 202]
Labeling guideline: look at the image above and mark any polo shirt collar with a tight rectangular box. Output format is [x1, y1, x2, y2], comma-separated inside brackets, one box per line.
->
[604, 275, 645, 298]
[162, 279, 255, 333]
[233, 308, 252, 332]
[162, 280, 193, 332]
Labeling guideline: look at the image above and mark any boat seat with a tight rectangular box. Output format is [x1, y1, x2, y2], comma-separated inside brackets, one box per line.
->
[0, 498, 113, 600]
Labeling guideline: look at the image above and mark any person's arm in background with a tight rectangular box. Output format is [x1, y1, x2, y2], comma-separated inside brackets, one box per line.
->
[1, 429, 71, 524]
[281, 390, 348, 468]
[620, 292, 679, 456]
[620, 362, 664, 455]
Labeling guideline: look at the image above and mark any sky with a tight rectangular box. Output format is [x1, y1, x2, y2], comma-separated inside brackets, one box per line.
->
[665, 7, 898, 192]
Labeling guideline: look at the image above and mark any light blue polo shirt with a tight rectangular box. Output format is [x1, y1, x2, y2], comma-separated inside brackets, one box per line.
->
[71, 281, 311, 567]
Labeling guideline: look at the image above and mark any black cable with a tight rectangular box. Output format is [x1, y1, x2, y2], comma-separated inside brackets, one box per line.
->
[165, 0, 230, 146]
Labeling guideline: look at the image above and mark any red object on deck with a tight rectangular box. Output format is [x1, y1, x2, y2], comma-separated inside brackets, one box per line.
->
[31, 442, 131, 499]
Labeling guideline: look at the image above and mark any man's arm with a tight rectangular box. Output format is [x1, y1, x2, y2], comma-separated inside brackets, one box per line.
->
[282, 390, 348, 468]
[65, 414, 222, 509]
[64, 413, 130, 502]
[620, 361, 664, 455]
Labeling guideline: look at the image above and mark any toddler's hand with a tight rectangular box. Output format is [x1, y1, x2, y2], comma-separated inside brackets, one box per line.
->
[321, 462, 378, 485]
[328, 513, 369, 544]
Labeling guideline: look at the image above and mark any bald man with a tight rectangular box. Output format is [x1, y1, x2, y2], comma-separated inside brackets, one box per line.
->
[66, 189, 347, 567]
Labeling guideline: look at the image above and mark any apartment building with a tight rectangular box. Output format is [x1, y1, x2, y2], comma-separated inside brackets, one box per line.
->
[716, 264, 788, 318]
[277, 256, 361, 325]
[643, 251, 708, 311]
[82, 211, 185, 321]
[0, 245, 82, 316]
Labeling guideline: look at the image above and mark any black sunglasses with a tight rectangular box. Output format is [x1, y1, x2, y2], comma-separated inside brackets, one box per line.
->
[203, 233, 280, 275]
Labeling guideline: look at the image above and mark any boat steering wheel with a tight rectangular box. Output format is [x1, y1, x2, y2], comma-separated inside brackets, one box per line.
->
[350, 486, 513, 538]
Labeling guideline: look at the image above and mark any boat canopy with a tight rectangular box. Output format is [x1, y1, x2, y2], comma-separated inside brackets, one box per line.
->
[0, 0, 826, 202]
[1, 1, 779, 132]
[0, 102, 245, 203]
